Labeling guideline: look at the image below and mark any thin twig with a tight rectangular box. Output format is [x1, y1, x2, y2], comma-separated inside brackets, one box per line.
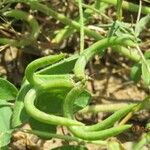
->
[136, 0, 142, 24]
[78, 0, 84, 53]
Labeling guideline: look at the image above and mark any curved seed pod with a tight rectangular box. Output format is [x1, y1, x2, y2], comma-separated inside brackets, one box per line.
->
[82, 104, 136, 131]
[69, 124, 131, 141]
[0, 10, 40, 47]
[74, 36, 135, 80]
[37, 54, 79, 75]
[12, 55, 79, 128]
[63, 85, 132, 140]
[25, 54, 66, 86]
[33, 74, 75, 91]
[24, 88, 84, 126]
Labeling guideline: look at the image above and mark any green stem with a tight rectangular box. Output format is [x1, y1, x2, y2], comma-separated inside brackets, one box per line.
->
[101, 0, 150, 14]
[81, 3, 112, 22]
[24, 129, 107, 145]
[78, 0, 85, 53]
[78, 103, 137, 113]
[52, 1, 109, 44]
[116, 0, 123, 21]
[27, 1, 103, 40]
[82, 104, 135, 131]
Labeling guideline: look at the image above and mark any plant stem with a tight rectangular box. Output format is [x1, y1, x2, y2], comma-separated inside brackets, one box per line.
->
[136, 0, 142, 24]
[78, 103, 137, 113]
[0, 103, 14, 107]
[100, 0, 150, 14]
[81, 3, 112, 22]
[116, 0, 123, 21]
[23, 129, 107, 145]
[119, 97, 150, 125]
[78, 0, 84, 53]
[28, 1, 103, 40]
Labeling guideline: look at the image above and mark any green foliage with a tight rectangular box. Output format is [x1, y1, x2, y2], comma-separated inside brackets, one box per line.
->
[0, 0, 150, 149]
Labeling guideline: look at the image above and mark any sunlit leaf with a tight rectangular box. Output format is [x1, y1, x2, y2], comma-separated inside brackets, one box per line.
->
[74, 90, 91, 112]
[135, 15, 150, 37]
[141, 60, 150, 85]
[0, 100, 12, 148]
[36, 91, 66, 115]
[130, 63, 142, 82]
[107, 140, 125, 150]
[144, 50, 150, 59]
[0, 78, 18, 101]
[11, 82, 31, 128]
[0, 131, 12, 148]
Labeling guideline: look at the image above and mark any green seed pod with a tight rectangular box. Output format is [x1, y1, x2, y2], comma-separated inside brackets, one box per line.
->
[63, 84, 132, 140]
[24, 88, 84, 126]
[74, 36, 135, 80]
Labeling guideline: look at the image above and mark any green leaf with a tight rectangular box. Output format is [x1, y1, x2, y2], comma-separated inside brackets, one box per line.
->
[0, 131, 12, 148]
[36, 91, 66, 115]
[135, 15, 150, 37]
[107, 140, 124, 150]
[74, 90, 91, 112]
[130, 63, 142, 82]
[0, 100, 12, 148]
[141, 60, 150, 85]
[52, 145, 88, 150]
[144, 50, 150, 59]
[29, 118, 56, 139]
[0, 78, 18, 101]
[38, 54, 79, 75]
[11, 82, 31, 128]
